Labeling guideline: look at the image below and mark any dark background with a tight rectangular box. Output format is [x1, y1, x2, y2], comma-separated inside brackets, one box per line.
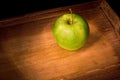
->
[0, 0, 119, 20]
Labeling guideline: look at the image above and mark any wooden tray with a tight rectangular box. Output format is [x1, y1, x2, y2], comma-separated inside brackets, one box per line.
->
[0, 0, 120, 80]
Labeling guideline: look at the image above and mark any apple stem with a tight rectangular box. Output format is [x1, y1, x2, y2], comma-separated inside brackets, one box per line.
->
[69, 8, 73, 24]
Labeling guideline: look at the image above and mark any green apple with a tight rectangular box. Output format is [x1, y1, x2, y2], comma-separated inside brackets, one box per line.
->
[52, 13, 89, 51]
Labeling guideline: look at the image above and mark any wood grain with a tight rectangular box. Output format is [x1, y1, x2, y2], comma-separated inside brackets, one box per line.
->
[0, 0, 120, 80]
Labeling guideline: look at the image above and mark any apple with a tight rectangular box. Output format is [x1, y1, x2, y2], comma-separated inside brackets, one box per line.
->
[52, 13, 89, 51]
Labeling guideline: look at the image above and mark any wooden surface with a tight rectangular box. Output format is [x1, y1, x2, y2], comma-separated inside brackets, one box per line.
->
[0, 0, 120, 80]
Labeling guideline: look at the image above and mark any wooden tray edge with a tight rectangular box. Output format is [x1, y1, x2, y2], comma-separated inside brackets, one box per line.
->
[0, 0, 101, 28]
[74, 64, 120, 80]
[99, 0, 120, 37]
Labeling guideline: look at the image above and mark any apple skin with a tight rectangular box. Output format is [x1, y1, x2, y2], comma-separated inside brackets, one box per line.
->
[52, 13, 89, 51]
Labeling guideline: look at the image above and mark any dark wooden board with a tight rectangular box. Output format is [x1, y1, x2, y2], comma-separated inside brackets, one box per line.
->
[0, 0, 120, 80]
